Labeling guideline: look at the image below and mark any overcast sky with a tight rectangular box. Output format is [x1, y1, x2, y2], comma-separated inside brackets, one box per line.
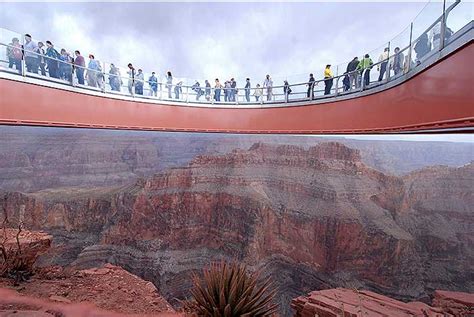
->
[1, 1, 444, 85]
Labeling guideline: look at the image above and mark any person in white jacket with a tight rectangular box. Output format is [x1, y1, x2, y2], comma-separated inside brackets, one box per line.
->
[377, 47, 389, 81]
[263, 74, 273, 101]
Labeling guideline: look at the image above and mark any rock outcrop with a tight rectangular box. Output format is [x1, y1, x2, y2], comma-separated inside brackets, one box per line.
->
[432, 290, 474, 316]
[1, 142, 472, 316]
[0, 263, 177, 316]
[291, 288, 454, 317]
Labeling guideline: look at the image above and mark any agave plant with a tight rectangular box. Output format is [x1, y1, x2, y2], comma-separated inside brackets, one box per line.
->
[189, 261, 278, 316]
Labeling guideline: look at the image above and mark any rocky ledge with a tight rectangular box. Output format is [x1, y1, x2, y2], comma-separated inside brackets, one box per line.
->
[292, 288, 474, 317]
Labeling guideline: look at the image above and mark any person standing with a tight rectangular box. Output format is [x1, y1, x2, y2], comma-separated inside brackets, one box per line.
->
[205, 80, 211, 101]
[59, 49, 73, 82]
[224, 80, 231, 102]
[307, 73, 315, 98]
[254, 84, 263, 102]
[149, 72, 158, 96]
[23, 34, 39, 74]
[244, 78, 251, 102]
[174, 81, 182, 99]
[214, 78, 222, 102]
[45, 41, 60, 78]
[36, 42, 46, 76]
[377, 47, 389, 81]
[263, 74, 273, 101]
[108, 64, 121, 91]
[414, 33, 431, 63]
[283, 80, 292, 101]
[74, 50, 85, 85]
[166, 71, 173, 98]
[346, 57, 359, 89]
[324, 65, 333, 95]
[86, 54, 101, 87]
[357, 54, 373, 87]
[230, 78, 237, 101]
[135, 69, 144, 95]
[127, 63, 135, 94]
[7, 37, 22, 73]
[390, 47, 404, 76]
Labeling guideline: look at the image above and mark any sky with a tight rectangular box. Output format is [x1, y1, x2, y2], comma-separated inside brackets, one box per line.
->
[1, 0, 451, 86]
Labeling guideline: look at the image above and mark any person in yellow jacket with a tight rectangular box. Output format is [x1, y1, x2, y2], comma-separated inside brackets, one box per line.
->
[324, 64, 333, 95]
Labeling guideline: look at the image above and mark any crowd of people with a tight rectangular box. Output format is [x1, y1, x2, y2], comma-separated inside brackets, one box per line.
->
[5, 25, 452, 102]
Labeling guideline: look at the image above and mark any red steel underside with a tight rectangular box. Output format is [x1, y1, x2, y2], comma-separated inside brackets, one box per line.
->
[0, 43, 473, 134]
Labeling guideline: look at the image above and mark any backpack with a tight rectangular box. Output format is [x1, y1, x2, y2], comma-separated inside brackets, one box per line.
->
[12, 45, 22, 59]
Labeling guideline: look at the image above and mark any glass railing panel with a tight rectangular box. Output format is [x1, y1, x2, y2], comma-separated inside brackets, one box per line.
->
[0, 28, 23, 71]
[387, 26, 411, 81]
[410, 0, 444, 65]
[445, 0, 472, 39]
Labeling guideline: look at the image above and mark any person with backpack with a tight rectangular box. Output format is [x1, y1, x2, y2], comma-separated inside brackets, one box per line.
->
[7, 37, 22, 73]
[45, 40, 60, 78]
[24, 34, 39, 74]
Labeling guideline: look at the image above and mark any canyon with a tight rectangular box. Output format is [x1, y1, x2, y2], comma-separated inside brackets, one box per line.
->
[1, 138, 472, 316]
[1, 126, 473, 192]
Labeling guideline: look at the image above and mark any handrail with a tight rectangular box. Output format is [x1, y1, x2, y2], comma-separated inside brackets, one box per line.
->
[0, 0, 466, 105]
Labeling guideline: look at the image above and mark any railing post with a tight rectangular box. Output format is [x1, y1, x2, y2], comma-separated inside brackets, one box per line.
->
[21, 34, 26, 77]
[102, 61, 106, 93]
[386, 41, 391, 82]
[439, 0, 447, 50]
[407, 22, 413, 73]
[159, 80, 163, 100]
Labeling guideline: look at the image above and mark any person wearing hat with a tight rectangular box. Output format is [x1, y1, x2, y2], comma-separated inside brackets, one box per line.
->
[149, 71, 158, 97]
[324, 64, 333, 95]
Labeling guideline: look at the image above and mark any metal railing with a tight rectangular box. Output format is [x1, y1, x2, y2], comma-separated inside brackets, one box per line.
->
[0, 0, 469, 107]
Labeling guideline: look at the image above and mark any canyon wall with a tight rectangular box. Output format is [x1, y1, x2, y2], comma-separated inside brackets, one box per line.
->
[1, 126, 472, 193]
[1, 141, 472, 315]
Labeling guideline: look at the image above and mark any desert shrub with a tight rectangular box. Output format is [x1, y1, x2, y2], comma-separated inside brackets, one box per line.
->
[187, 261, 278, 317]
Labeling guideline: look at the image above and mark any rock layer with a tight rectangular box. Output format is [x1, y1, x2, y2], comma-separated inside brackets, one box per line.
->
[1, 142, 472, 316]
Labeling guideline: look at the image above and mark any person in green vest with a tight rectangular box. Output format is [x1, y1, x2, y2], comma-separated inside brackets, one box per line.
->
[357, 54, 373, 87]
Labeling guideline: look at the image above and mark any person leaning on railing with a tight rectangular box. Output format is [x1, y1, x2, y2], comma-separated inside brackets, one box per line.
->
[37, 42, 46, 76]
[149, 72, 158, 96]
[254, 84, 263, 102]
[346, 57, 359, 89]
